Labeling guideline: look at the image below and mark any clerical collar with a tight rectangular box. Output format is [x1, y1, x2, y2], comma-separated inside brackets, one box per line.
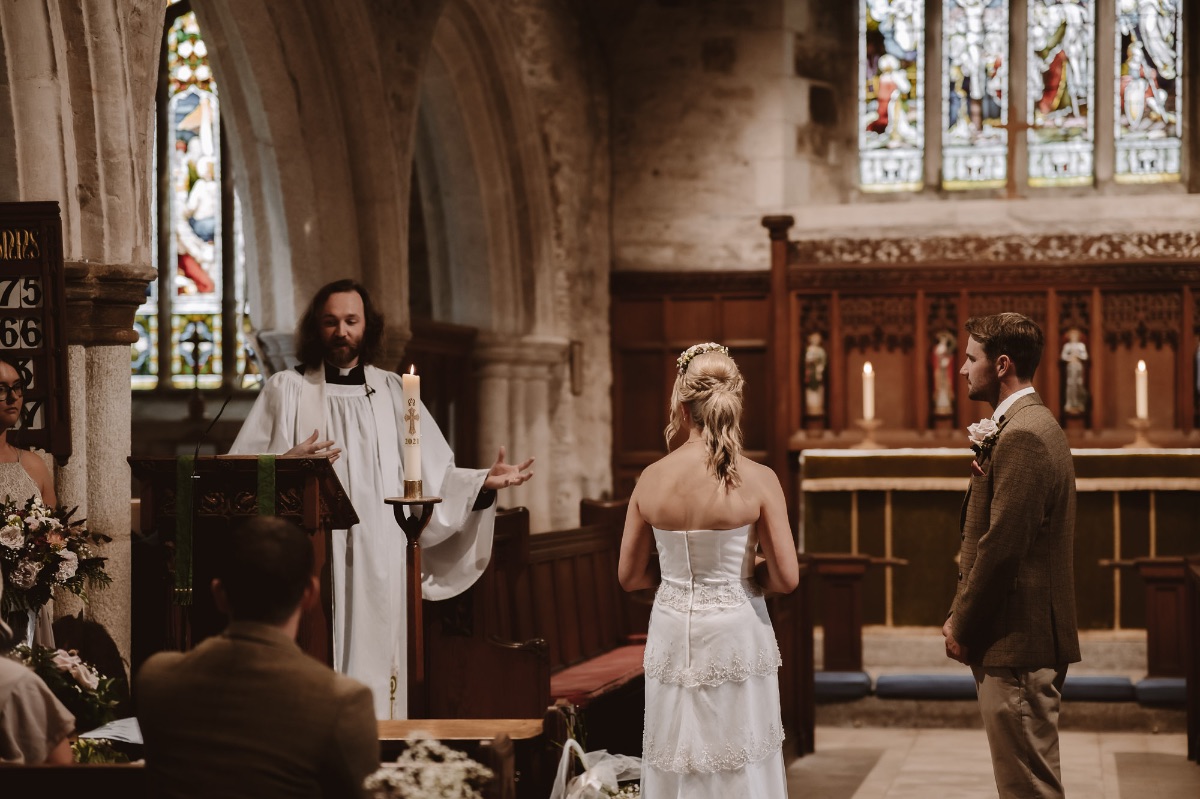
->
[295, 362, 367, 385]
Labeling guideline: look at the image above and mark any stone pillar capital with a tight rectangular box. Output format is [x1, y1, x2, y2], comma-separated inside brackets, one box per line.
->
[65, 261, 157, 347]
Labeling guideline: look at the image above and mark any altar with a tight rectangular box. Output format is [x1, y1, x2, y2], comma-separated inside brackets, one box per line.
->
[799, 448, 1200, 631]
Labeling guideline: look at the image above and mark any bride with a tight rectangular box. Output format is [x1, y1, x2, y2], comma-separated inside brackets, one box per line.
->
[618, 343, 799, 798]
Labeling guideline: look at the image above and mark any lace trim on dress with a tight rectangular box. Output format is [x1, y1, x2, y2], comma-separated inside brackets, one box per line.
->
[644, 645, 782, 687]
[654, 577, 763, 612]
[643, 724, 786, 774]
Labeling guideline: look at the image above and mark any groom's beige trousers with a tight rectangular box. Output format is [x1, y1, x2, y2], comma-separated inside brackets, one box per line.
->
[971, 665, 1069, 799]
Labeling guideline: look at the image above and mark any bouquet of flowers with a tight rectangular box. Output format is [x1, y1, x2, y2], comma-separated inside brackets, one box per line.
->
[363, 737, 494, 799]
[8, 644, 121, 734]
[0, 496, 112, 618]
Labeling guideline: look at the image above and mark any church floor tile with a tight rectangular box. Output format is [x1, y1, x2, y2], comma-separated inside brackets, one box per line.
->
[785, 727, 1199, 798]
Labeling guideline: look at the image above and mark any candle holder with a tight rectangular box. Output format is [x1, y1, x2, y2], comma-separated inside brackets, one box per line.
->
[851, 418, 883, 449]
[1124, 418, 1152, 449]
[384, 493, 442, 719]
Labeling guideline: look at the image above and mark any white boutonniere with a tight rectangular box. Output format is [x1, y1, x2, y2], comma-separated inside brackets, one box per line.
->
[967, 418, 1000, 460]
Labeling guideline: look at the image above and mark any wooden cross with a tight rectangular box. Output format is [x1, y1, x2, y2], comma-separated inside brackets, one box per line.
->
[404, 406, 419, 435]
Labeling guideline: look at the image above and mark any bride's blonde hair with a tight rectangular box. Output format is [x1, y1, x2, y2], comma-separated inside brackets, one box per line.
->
[665, 345, 744, 490]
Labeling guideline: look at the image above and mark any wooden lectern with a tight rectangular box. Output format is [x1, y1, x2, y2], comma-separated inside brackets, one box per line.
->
[129, 456, 357, 674]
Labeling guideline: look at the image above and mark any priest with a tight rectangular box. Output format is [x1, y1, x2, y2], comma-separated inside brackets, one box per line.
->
[230, 279, 534, 718]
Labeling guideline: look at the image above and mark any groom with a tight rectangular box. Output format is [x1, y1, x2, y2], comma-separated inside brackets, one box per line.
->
[943, 312, 1080, 799]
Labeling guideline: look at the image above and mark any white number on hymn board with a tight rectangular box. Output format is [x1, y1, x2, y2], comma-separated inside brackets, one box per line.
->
[0, 277, 42, 308]
[0, 276, 43, 350]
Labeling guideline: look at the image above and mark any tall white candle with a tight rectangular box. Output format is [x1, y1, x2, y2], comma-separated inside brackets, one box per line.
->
[1135, 360, 1148, 421]
[401, 365, 421, 481]
[862, 361, 875, 421]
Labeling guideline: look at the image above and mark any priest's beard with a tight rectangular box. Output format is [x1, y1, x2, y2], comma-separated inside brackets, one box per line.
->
[325, 340, 361, 369]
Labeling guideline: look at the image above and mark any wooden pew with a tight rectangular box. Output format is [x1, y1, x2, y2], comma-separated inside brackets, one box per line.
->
[424, 501, 645, 754]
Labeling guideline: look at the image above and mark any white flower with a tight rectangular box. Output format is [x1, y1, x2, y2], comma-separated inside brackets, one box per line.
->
[55, 550, 79, 582]
[967, 418, 1000, 457]
[0, 523, 23, 549]
[72, 662, 100, 691]
[50, 649, 100, 691]
[51, 649, 83, 671]
[9, 559, 43, 589]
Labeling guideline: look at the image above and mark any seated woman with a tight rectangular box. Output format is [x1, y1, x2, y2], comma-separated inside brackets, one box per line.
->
[0, 355, 56, 647]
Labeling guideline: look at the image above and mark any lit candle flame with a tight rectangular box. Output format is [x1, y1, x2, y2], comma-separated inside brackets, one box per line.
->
[863, 362, 874, 375]
[1137, 360, 1146, 372]
[408, 364, 416, 375]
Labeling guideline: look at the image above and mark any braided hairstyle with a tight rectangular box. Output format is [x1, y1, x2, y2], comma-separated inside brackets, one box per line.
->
[665, 345, 745, 491]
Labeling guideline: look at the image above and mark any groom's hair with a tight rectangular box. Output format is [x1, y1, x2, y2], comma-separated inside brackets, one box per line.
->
[295, 279, 386, 370]
[965, 313, 1044, 381]
[216, 517, 314, 624]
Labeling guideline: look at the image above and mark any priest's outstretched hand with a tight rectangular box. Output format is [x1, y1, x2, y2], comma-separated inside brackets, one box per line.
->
[284, 429, 343, 464]
[483, 445, 534, 490]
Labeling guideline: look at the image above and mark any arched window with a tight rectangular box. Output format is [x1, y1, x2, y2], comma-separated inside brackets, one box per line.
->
[858, 0, 1184, 193]
[132, 0, 258, 391]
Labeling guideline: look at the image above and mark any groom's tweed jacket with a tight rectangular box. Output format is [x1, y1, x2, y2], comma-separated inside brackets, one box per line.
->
[950, 393, 1081, 668]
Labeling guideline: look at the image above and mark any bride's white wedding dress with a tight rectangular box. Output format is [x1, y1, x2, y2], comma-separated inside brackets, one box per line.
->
[641, 525, 788, 798]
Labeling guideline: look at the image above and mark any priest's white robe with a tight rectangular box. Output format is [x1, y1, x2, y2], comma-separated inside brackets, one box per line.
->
[229, 366, 495, 718]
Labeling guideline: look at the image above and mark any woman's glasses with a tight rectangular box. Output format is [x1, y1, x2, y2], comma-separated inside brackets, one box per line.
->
[0, 383, 25, 402]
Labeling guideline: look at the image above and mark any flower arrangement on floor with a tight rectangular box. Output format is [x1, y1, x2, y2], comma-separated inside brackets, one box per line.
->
[0, 497, 112, 625]
[8, 644, 121, 734]
[363, 737, 495, 799]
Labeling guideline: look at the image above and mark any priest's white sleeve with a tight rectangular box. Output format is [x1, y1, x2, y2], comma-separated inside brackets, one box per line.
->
[228, 371, 304, 455]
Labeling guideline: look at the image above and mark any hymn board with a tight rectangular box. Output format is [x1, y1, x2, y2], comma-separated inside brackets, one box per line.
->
[0, 202, 70, 465]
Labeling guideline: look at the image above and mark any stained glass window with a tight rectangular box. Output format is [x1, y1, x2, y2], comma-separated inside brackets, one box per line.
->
[860, 0, 926, 192]
[942, 0, 1009, 190]
[134, 2, 258, 390]
[1027, 0, 1096, 187]
[1115, 0, 1182, 183]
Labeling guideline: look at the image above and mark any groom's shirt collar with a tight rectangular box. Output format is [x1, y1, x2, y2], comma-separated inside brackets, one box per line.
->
[993, 386, 1035, 422]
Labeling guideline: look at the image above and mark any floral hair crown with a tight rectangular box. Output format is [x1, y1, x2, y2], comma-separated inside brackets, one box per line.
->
[677, 342, 730, 374]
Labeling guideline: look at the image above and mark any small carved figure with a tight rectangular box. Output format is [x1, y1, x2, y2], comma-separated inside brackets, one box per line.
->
[804, 333, 827, 417]
[1061, 328, 1089, 415]
[932, 330, 957, 417]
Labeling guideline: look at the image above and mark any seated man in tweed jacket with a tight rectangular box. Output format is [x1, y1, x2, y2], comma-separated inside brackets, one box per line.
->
[137, 516, 380, 799]
[944, 312, 1081, 799]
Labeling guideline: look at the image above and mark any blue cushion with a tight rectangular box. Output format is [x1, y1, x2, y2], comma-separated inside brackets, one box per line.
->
[814, 671, 872, 701]
[1135, 678, 1186, 705]
[1058, 675, 1133, 702]
[875, 673, 977, 700]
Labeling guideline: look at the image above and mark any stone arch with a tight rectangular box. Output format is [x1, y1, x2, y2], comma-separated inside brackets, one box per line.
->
[191, 0, 444, 358]
[415, 0, 557, 336]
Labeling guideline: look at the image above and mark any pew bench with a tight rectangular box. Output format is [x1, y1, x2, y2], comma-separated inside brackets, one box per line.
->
[424, 500, 647, 755]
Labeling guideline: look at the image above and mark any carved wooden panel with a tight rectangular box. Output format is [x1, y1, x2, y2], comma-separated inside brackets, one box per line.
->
[840, 296, 915, 353]
[799, 295, 831, 335]
[968, 293, 1048, 328]
[789, 230, 1200, 266]
[926, 295, 957, 335]
[1103, 292, 1181, 349]
[1059, 293, 1090, 331]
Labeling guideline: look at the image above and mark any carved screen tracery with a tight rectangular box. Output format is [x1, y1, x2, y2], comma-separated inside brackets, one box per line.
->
[841, 295, 916, 352]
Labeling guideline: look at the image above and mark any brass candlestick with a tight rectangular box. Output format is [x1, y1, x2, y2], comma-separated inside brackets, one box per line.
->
[384, 493, 442, 719]
[851, 418, 883, 449]
[1124, 418, 1152, 449]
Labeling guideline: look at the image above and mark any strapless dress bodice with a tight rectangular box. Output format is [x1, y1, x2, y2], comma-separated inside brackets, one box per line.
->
[651, 525, 756, 584]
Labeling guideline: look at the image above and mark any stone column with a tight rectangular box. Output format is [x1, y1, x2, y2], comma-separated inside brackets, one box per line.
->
[62, 262, 156, 675]
[475, 336, 568, 531]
